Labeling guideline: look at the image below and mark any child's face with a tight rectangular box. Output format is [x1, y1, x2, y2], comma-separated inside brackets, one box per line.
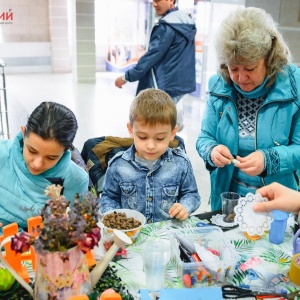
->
[127, 121, 177, 161]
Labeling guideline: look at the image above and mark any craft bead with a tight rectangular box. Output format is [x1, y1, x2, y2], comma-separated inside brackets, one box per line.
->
[182, 274, 192, 288]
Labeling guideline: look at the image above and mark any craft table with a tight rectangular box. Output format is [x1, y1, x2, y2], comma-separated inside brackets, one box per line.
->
[94, 214, 300, 299]
[2, 214, 299, 299]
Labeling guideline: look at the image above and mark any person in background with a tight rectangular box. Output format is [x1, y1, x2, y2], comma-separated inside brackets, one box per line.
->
[115, 0, 196, 131]
[253, 183, 300, 214]
[100, 88, 200, 222]
[196, 7, 300, 210]
[0, 102, 89, 231]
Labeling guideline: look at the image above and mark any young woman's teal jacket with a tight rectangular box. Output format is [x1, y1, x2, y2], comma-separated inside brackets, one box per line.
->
[196, 64, 300, 210]
[0, 132, 89, 230]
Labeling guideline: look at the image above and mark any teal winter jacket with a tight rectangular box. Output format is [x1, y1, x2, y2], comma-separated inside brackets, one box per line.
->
[196, 64, 300, 210]
[0, 132, 89, 230]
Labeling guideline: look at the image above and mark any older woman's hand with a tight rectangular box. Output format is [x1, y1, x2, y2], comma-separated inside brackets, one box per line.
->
[210, 145, 234, 167]
[235, 151, 265, 176]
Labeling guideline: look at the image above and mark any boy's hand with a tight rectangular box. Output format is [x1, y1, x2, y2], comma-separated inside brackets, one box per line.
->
[169, 203, 189, 221]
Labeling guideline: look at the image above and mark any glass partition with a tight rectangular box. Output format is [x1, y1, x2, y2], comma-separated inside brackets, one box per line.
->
[95, 0, 245, 97]
[199, 0, 245, 100]
[95, 0, 150, 73]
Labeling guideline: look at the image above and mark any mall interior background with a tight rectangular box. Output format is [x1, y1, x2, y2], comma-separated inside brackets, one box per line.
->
[0, 0, 299, 81]
[0, 0, 299, 213]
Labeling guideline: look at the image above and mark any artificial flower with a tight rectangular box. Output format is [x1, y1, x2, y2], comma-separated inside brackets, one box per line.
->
[11, 184, 101, 254]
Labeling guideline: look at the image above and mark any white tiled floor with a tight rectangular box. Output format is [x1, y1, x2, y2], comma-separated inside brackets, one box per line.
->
[4, 71, 212, 214]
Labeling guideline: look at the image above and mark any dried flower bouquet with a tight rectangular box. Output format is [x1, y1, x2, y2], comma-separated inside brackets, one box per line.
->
[11, 184, 101, 254]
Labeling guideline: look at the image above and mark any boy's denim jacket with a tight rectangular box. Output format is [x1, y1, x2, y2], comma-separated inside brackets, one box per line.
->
[100, 145, 201, 223]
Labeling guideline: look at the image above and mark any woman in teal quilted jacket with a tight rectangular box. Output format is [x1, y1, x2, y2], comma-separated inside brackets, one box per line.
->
[196, 7, 300, 210]
[0, 102, 89, 231]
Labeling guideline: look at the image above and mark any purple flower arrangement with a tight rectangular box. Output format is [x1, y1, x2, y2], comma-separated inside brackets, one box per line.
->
[11, 185, 101, 254]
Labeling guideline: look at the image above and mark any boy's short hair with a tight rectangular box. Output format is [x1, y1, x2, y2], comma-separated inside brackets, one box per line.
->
[129, 88, 177, 129]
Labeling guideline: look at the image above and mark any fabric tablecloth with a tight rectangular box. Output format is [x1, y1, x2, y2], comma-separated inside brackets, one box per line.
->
[4, 215, 298, 299]
[92, 215, 300, 298]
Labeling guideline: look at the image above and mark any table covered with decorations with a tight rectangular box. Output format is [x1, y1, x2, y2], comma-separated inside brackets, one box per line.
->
[93, 214, 300, 299]
[1, 214, 300, 299]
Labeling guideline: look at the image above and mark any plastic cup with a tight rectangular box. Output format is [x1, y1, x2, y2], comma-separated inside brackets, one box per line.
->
[221, 192, 240, 223]
[142, 239, 170, 291]
[269, 210, 289, 244]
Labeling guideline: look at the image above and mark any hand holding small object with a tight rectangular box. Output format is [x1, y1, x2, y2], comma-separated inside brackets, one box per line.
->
[211, 145, 234, 167]
[254, 182, 300, 214]
[235, 152, 265, 176]
[230, 158, 240, 164]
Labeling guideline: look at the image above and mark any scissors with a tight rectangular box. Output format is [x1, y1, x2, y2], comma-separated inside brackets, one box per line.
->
[221, 284, 287, 299]
[196, 221, 212, 227]
[222, 285, 256, 299]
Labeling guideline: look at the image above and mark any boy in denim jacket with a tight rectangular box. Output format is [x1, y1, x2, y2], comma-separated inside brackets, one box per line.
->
[100, 88, 200, 223]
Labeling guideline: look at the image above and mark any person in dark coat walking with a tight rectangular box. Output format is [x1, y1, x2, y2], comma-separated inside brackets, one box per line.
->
[115, 0, 196, 131]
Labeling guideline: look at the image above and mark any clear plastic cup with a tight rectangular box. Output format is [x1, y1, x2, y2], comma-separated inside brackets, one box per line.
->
[142, 239, 170, 291]
[221, 192, 240, 223]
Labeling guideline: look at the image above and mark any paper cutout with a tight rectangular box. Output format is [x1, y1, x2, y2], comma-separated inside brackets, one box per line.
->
[211, 214, 238, 227]
[234, 193, 273, 236]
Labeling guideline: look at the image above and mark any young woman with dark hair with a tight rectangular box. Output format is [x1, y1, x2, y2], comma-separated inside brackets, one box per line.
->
[0, 102, 89, 231]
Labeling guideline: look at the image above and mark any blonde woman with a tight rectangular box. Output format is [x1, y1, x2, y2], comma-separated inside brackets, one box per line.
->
[196, 7, 300, 210]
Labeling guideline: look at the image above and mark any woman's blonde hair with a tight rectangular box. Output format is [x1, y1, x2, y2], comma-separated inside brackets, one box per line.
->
[129, 88, 177, 129]
[215, 7, 291, 86]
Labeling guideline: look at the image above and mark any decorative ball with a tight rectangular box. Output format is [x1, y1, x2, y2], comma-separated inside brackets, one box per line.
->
[0, 268, 15, 291]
